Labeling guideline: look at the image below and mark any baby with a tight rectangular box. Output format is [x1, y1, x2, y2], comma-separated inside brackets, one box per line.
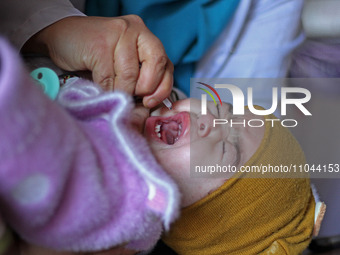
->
[144, 97, 316, 254]
[0, 37, 315, 255]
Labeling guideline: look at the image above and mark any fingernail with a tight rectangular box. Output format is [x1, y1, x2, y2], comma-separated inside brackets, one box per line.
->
[146, 98, 159, 108]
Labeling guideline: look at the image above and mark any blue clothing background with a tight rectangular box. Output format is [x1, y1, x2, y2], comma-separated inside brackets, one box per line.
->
[85, 0, 240, 95]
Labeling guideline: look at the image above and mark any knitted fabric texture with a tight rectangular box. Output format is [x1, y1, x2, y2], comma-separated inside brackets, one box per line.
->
[163, 113, 315, 254]
[0, 38, 180, 252]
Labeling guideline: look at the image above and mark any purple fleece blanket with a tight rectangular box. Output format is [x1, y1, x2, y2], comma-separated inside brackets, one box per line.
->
[0, 38, 179, 252]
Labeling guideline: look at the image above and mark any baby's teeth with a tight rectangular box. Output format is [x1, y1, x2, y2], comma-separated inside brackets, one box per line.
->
[157, 133, 161, 138]
[155, 124, 161, 133]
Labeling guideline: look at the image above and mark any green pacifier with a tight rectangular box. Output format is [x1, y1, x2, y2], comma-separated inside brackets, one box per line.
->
[30, 67, 60, 100]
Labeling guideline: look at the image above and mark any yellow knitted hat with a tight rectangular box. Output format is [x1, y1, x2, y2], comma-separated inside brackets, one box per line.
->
[162, 114, 315, 255]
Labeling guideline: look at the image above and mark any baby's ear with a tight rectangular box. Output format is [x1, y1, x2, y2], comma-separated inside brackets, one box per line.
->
[313, 201, 326, 236]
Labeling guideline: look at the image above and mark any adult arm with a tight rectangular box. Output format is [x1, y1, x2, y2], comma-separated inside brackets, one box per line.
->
[0, 0, 84, 50]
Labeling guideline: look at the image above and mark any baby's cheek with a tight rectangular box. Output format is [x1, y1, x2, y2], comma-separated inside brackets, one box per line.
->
[157, 148, 190, 179]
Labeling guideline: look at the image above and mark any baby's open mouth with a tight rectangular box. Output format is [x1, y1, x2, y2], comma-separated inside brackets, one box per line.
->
[154, 120, 182, 145]
[145, 112, 189, 145]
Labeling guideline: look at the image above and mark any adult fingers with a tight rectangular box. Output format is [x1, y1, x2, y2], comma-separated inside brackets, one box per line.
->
[77, 17, 119, 91]
[143, 60, 174, 108]
[134, 20, 171, 97]
[113, 16, 141, 94]
[91, 47, 116, 91]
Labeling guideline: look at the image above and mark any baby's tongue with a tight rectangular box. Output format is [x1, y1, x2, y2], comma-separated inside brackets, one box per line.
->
[161, 121, 179, 145]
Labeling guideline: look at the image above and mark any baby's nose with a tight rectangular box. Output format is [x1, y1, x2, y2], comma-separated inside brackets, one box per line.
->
[197, 114, 214, 137]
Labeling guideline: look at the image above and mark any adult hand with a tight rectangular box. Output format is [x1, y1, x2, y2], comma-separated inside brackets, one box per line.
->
[24, 15, 173, 108]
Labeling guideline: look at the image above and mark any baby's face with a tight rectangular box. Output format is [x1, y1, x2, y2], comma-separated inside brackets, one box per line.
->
[144, 98, 264, 206]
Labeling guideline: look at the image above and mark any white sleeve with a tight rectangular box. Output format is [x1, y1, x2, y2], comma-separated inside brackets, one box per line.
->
[0, 0, 85, 50]
[195, 0, 305, 79]
[193, 0, 305, 111]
